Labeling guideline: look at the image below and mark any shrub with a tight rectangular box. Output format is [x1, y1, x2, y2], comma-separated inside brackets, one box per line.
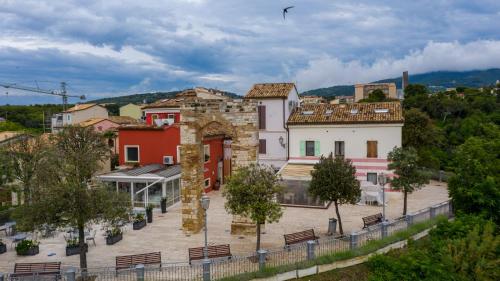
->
[15, 240, 39, 255]
[133, 213, 145, 223]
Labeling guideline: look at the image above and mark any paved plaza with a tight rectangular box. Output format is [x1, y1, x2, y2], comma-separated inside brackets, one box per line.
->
[0, 181, 449, 271]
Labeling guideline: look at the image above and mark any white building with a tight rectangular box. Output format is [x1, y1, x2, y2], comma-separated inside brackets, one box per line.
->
[245, 83, 299, 169]
[51, 103, 108, 132]
[283, 102, 403, 184]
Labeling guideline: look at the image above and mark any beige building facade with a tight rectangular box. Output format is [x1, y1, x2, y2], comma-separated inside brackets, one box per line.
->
[119, 103, 143, 120]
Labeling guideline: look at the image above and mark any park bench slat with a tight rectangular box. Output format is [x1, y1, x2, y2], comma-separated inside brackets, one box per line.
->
[284, 229, 318, 246]
[362, 213, 383, 228]
[116, 252, 161, 270]
[12, 262, 61, 277]
[188, 244, 232, 264]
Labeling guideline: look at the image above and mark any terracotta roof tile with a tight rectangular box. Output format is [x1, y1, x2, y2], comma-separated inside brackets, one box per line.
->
[245, 83, 295, 99]
[109, 116, 139, 124]
[287, 102, 404, 125]
[141, 99, 183, 109]
[78, 118, 110, 127]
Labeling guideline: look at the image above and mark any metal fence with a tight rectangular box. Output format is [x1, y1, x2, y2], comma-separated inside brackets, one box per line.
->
[1, 200, 452, 281]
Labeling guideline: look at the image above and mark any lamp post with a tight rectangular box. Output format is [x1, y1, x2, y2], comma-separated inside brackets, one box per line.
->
[200, 193, 210, 259]
[378, 173, 387, 221]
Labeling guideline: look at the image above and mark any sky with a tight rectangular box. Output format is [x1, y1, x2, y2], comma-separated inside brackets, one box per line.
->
[0, 0, 500, 104]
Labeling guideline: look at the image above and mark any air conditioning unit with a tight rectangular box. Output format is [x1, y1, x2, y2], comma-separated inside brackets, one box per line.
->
[163, 156, 174, 165]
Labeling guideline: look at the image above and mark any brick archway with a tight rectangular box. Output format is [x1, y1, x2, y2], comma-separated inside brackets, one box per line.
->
[179, 100, 258, 234]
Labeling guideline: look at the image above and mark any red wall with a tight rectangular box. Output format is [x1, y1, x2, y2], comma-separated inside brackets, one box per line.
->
[203, 137, 224, 192]
[118, 126, 180, 166]
[145, 112, 181, 126]
[118, 124, 224, 193]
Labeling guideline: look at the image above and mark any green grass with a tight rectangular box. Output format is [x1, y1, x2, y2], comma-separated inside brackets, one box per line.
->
[294, 263, 371, 281]
[218, 216, 446, 281]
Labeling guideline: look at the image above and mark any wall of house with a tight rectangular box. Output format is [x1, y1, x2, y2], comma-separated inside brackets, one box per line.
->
[119, 104, 142, 119]
[288, 123, 403, 180]
[144, 111, 181, 125]
[63, 106, 109, 125]
[91, 120, 120, 132]
[118, 126, 180, 166]
[256, 98, 288, 169]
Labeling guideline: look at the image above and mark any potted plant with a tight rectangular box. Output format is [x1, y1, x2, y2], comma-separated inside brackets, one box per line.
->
[132, 213, 146, 230]
[146, 204, 154, 223]
[0, 239, 6, 254]
[16, 240, 39, 256]
[105, 227, 123, 245]
[160, 197, 168, 213]
[65, 237, 88, 256]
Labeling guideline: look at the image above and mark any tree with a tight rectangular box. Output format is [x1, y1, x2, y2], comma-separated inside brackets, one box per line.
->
[359, 89, 390, 103]
[223, 164, 283, 251]
[448, 137, 500, 223]
[387, 147, 429, 216]
[13, 126, 131, 270]
[309, 154, 360, 235]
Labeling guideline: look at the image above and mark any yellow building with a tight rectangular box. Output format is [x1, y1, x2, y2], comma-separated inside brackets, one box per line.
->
[354, 83, 397, 102]
[119, 103, 143, 120]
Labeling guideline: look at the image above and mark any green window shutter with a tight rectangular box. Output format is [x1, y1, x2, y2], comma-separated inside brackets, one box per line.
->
[300, 141, 305, 156]
[315, 141, 321, 156]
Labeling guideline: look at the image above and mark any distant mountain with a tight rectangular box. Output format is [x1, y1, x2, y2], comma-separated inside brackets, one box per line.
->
[90, 89, 239, 105]
[302, 68, 500, 99]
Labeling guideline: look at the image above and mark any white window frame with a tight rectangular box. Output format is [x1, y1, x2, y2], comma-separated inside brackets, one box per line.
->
[124, 145, 140, 163]
[204, 144, 210, 163]
[204, 178, 211, 188]
[176, 145, 181, 164]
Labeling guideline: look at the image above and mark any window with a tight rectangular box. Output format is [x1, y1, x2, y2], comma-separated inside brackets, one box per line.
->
[335, 141, 345, 157]
[259, 139, 266, 154]
[367, 173, 378, 185]
[204, 178, 211, 188]
[305, 141, 315, 156]
[176, 145, 181, 163]
[367, 141, 378, 158]
[168, 113, 175, 119]
[125, 146, 139, 162]
[97, 126, 103, 131]
[67, 115, 71, 121]
[204, 144, 210, 162]
[258, 105, 266, 130]
[151, 114, 159, 124]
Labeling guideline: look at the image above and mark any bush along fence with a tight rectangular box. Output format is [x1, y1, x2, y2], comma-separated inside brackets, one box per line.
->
[2, 200, 453, 281]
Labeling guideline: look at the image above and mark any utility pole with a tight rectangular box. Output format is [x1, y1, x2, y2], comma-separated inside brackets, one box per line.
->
[61, 82, 67, 111]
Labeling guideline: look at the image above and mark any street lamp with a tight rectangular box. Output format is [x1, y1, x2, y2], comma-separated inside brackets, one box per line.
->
[378, 173, 387, 221]
[200, 194, 210, 259]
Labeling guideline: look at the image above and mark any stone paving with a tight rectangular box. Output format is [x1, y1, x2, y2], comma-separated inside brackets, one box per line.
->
[0, 181, 448, 271]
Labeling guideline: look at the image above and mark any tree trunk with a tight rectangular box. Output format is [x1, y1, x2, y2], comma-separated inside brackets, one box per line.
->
[256, 223, 261, 252]
[403, 190, 408, 216]
[334, 200, 343, 235]
[78, 224, 88, 271]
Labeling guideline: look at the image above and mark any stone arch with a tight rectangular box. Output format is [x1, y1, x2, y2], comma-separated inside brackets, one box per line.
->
[179, 100, 258, 234]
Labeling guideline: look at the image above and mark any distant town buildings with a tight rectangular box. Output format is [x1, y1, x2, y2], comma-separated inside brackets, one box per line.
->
[354, 83, 397, 102]
[330, 95, 354, 104]
[300, 95, 326, 104]
[51, 103, 108, 133]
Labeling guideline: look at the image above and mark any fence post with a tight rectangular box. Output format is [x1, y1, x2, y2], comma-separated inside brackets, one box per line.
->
[306, 240, 316, 260]
[406, 213, 414, 226]
[202, 258, 211, 281]
[65, 268, 76, 281]
[381, 221, 389, 238]
[135, 264, 145, 281]
[448, 201, 453, 217]
[0, 272, 4, 281]
[430, 205, 437, 219]
[349, 231, 358, 250]
[257, 249, 268, 271]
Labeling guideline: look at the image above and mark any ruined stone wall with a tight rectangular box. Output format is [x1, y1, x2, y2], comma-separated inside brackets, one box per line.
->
[180, 99, 258, 234]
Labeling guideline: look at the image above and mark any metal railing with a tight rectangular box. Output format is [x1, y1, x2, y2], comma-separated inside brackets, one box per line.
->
[1, 200, 452, 281]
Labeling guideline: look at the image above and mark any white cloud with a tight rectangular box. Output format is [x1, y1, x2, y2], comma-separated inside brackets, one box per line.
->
[295, 40, 500, 90]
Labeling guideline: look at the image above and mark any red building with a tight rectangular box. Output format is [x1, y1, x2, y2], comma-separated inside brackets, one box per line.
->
[118, 99, 226, 192]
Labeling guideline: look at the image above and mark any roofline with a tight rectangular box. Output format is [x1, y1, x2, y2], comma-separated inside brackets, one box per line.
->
[63, 104, 103, 113]
[287, 120, 404, 126]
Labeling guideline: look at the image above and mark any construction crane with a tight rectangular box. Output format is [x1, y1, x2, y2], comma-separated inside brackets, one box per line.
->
[1, 81, 86, 111]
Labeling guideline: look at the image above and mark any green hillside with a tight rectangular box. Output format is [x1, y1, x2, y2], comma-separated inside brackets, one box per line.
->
[302, 68, 500, 99]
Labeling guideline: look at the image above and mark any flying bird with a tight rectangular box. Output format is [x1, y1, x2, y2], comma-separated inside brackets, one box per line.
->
[283, 6, 294, 20]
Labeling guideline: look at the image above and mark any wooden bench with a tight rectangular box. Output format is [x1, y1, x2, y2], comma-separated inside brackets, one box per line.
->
[188, 244, 232, 264]
[362, 213, 383, 228]
[11, 262, 61, 279]
[284, 229, 318, 247]
[116, 252, 161, 271]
